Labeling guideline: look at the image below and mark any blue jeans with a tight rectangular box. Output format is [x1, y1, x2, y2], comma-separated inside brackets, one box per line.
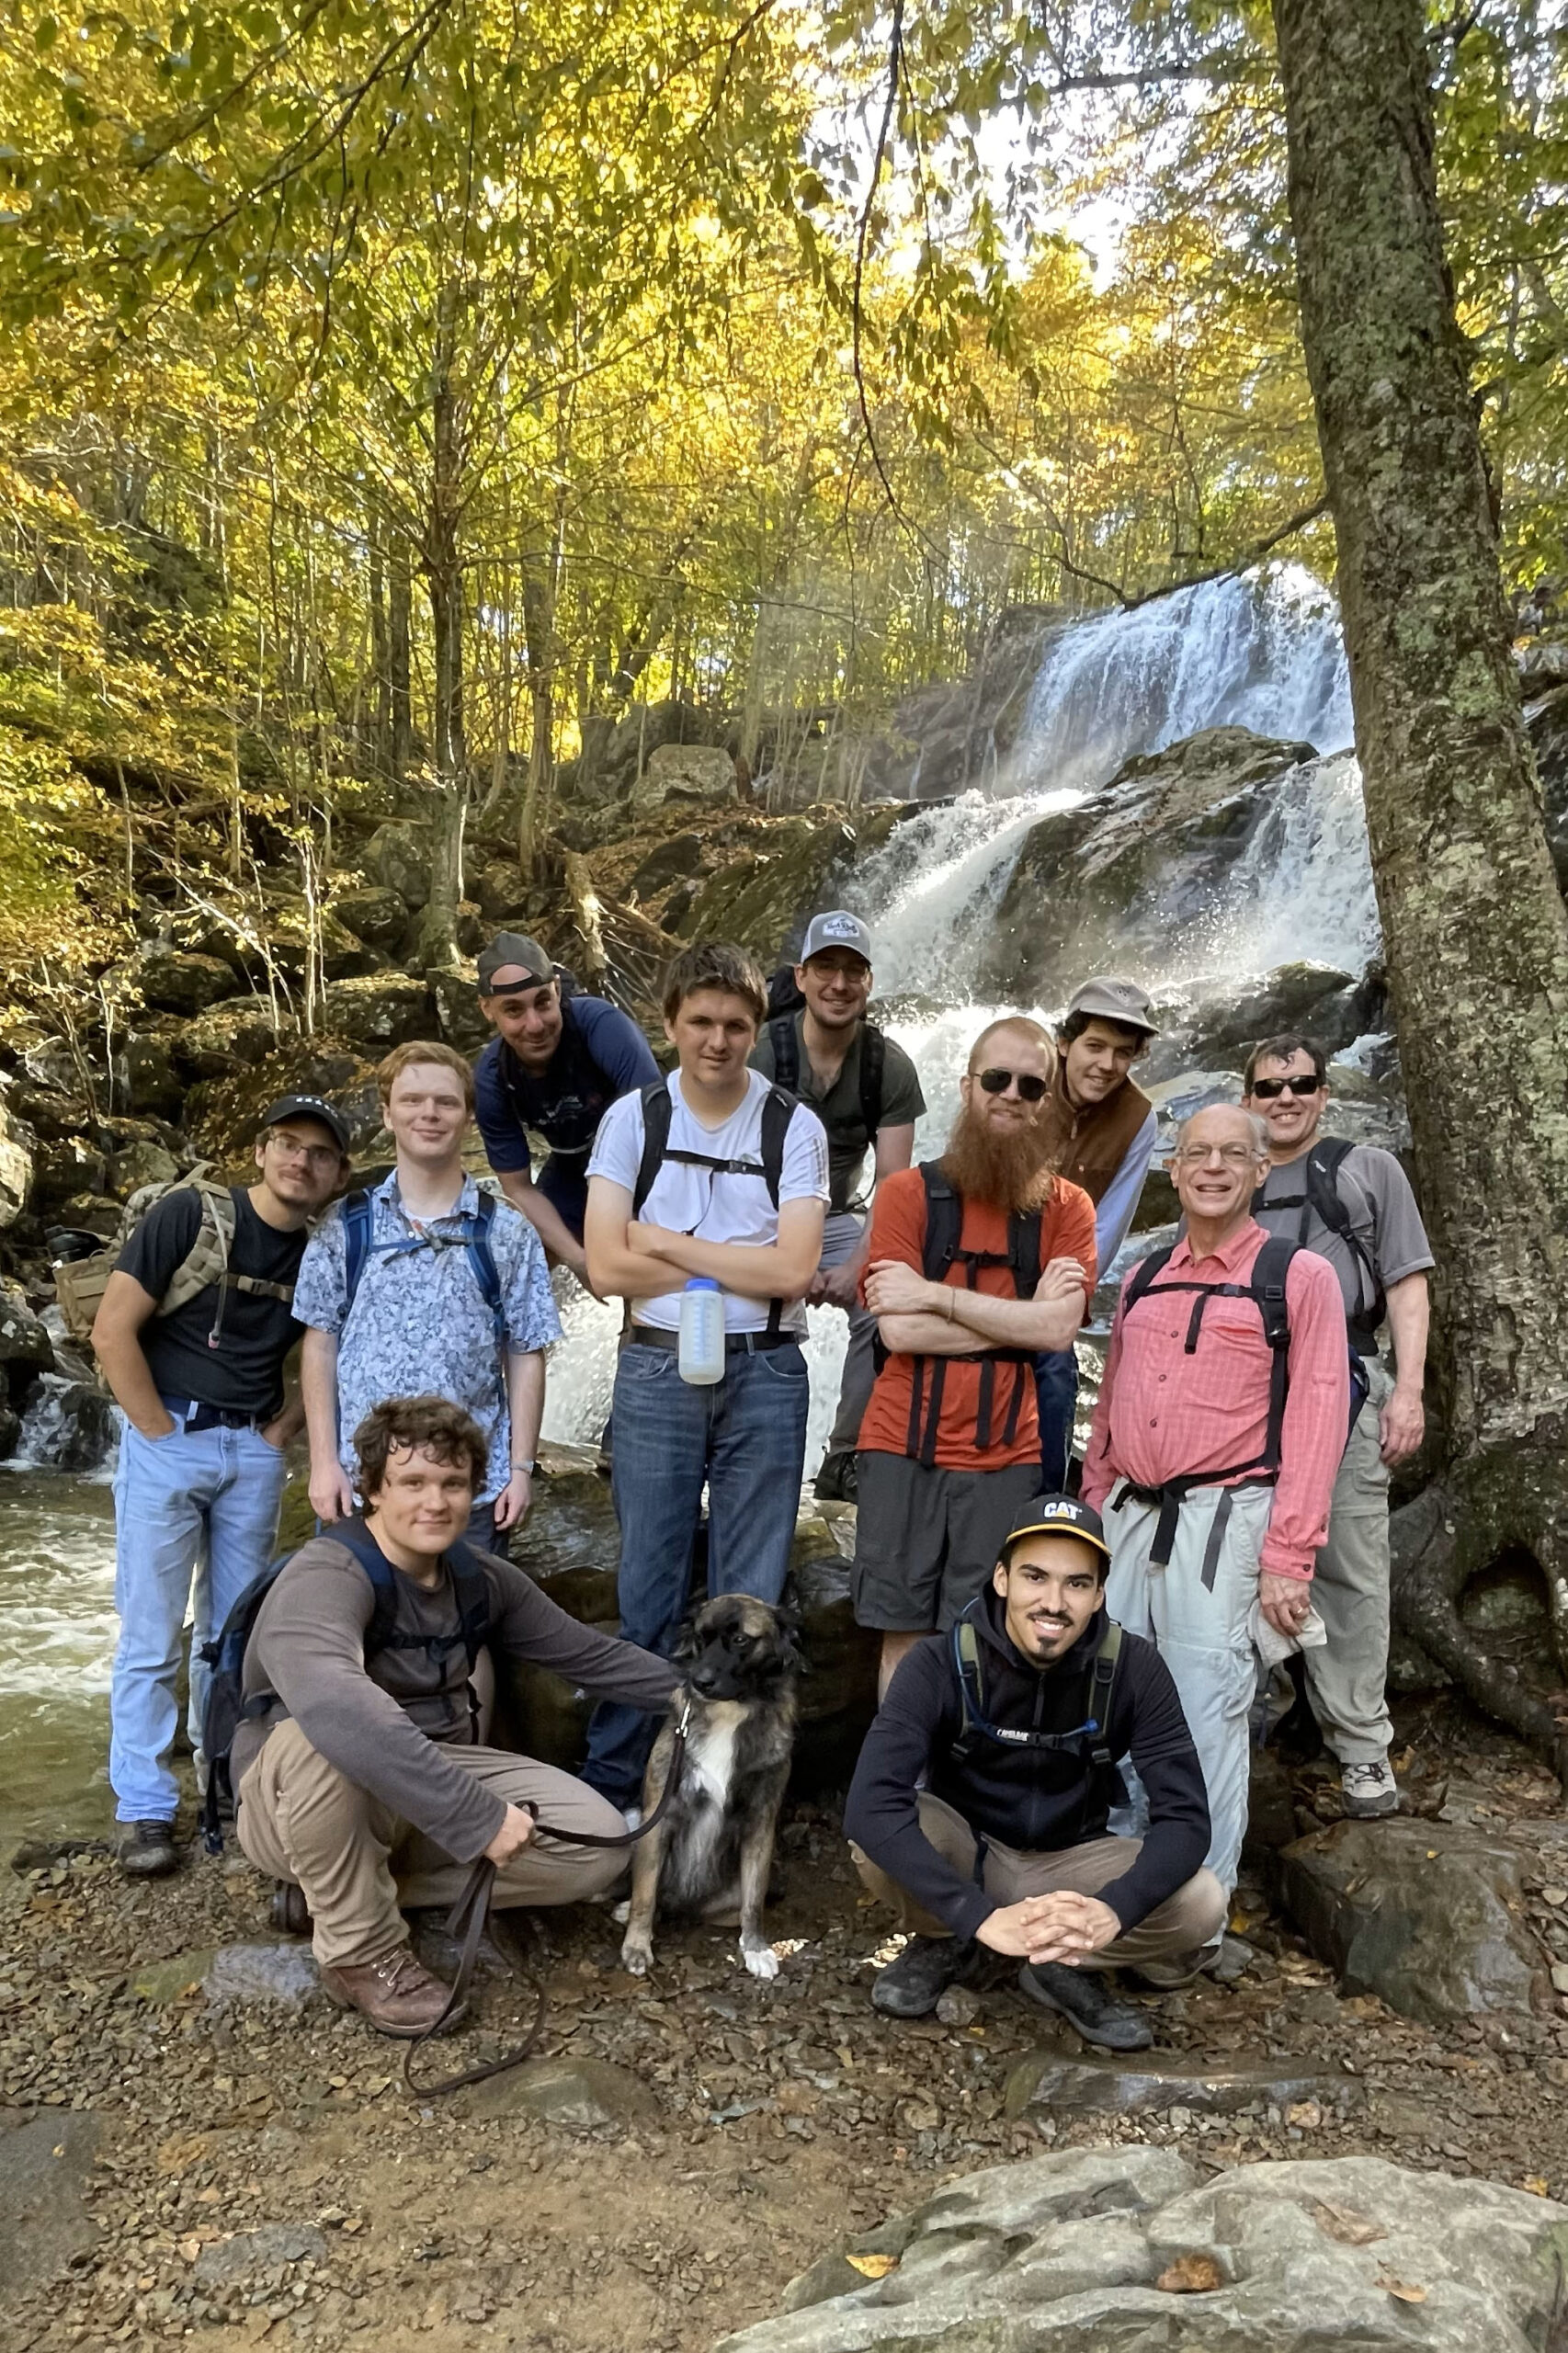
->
[1034, 1347, 1079, 1492]
[582, 1338, 810, 1804]
[109, 1412, 287, 1823]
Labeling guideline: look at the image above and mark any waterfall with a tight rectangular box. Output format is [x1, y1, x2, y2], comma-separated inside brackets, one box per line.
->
[1011, 564, 1353, 793]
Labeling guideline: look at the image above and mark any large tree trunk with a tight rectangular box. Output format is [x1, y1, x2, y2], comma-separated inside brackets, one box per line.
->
[1273, 0, 1568, 1765]
[389, 540, 415, 782]
[413, 283, 469, 969]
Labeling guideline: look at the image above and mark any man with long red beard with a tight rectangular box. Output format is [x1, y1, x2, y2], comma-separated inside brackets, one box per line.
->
[852, 1017, 1097, 1698]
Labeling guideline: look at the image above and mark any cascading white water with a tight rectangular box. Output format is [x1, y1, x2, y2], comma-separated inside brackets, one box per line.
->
[1012, 563, 1354, 793]
[541, 565, 1378, 1465]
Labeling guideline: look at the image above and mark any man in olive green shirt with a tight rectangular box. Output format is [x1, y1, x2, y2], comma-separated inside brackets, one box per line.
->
[749, 912, 926, 1496]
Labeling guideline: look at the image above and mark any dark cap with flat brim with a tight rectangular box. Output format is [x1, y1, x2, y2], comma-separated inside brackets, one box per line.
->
[1001, 1493, 1111, 1564]
[477, 932, 555, 995]
[261, 1094, 351, 1154]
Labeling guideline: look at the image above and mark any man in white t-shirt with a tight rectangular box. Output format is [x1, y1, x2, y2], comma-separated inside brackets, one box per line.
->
[580, 939, 829, 1808]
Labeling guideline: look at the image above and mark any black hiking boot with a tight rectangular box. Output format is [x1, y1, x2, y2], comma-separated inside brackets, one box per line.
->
[871, 1935, 978, 2018]
[270, 1882, 312, 1937]
[813, 1451, 858, 1504]
[1017, 1960, 1153, 2051]
[119, 1820, 177, 1879]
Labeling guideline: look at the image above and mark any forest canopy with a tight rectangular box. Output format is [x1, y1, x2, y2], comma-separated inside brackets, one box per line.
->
[0, 0, 1562, 972]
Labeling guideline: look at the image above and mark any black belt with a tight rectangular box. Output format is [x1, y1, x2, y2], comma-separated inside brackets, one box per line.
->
[628, 1327, 798, 1355]
[1111, 1472, 1275, 1573]
[161, 1396, 269, 1433]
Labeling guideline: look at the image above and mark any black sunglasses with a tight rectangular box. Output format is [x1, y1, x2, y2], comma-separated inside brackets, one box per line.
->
[976, 1066, 1049, 1103]
[1250, 1074, 1323, 1100]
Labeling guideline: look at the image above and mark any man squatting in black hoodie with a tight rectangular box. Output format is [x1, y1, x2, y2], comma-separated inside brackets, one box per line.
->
[845, 1495, 1226, 2051]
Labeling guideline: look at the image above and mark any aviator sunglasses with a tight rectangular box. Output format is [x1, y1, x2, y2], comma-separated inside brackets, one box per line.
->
[1249, 1074, 1323, 1100]
[976, 1066, 1050, 1102]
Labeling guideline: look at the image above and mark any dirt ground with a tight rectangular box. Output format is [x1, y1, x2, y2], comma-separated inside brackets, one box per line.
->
[6, 1698, 1568, 2353]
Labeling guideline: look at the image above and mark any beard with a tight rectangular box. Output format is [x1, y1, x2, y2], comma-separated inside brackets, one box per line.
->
[940, 1098, 1055, 1215]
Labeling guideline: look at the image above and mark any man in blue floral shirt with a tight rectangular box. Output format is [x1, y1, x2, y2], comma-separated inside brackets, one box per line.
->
[298, 1042, 561, 1553]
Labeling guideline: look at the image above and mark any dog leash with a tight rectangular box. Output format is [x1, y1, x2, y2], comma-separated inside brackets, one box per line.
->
[403, 1708, 691, 2098]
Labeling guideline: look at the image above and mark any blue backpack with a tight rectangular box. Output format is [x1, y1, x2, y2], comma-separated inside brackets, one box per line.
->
[199, 1518, 495, 1852]
[341, 1188, 506, 1340]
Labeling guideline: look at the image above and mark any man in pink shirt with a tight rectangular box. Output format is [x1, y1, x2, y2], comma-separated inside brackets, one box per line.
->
[1083, 1104, 1347, 1907]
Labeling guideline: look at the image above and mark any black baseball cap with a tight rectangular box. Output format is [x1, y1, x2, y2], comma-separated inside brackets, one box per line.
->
[261, 1094, 351, 1154]
[477, 932, 554, 995]
[1000, 1494, 1111, 1565]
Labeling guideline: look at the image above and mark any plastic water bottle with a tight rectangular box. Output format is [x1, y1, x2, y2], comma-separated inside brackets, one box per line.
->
[677, 1277, 726, 1384]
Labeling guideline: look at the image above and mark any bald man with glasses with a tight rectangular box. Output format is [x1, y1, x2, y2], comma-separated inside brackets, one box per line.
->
[1243, 1034, 1433, 1822]
[1082, 1104, 1347, 1917]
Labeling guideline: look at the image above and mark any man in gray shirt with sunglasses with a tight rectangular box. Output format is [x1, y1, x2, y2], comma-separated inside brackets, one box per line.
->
[1243, 1033, 1434, 1821]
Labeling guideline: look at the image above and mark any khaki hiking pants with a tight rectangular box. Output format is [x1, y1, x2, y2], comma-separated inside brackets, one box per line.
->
[1304, 1358, 1394, 1767]
[235, 1720, 628, 1971]
[851, 1793, 1225, 1970]
[1103, 1479, 1273, 1899]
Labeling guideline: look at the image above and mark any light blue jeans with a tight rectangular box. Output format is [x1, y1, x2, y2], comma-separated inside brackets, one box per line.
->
[109, 1412, 287, 1824]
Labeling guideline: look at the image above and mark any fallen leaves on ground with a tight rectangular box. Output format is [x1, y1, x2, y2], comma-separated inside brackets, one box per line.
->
[1155, 2253, 1223, 2293]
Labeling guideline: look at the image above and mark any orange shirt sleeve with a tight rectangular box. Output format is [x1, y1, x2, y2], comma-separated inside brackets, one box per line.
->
[858, 1167, 926, 1305]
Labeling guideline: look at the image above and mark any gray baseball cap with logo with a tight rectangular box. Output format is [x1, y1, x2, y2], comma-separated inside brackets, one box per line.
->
[799, 910, 873, 966]
[1064, 977, 1159, 1038]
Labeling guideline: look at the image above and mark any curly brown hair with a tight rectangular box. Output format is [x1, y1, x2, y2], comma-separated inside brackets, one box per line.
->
[352, 1395, 488, 1498]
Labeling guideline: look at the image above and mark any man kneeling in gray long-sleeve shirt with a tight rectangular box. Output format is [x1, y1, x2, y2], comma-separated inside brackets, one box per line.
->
[233, 1394, 677, 2038]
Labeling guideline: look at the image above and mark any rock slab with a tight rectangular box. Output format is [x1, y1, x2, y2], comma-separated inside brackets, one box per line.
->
[1004, 2049, 1361, 2119]
[0, 2109, 99, 2293]
[719, 2146, 1568, 2353]
[1279, 1816, 1540, 2024]
[466, 2055, 659, 2131]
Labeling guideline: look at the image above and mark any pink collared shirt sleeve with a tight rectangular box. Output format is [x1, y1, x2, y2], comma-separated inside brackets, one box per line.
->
[1263, 1250, 1351, 1580]
[1080, 1275, 1129, 1514]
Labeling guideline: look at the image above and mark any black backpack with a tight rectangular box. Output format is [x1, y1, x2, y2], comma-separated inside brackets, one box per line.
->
[948, 1599, 1127, 1817]
[631, 1075, 801, 1337]
[765, 968, 888, 1148]
[1252, 1136, 1386, 1352]
[199, 1518, 496, 1853]
[893, 1162, 1045, 1466]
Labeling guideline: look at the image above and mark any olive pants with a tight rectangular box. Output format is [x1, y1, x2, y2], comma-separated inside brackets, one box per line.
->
[236, 1720, 628, 1970]
[851, 1792, 1225, 1969]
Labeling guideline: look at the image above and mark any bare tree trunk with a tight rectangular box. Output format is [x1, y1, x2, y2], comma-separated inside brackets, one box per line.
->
[368, 509, 392, 777]
[1274, 0, 1568, 1766]
[413, 282, 469, 968]
[389, 539, 415, 784]
[518, 484, 565, 882]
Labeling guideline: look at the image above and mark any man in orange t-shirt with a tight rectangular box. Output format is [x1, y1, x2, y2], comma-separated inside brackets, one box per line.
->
[854, 1017, 1097, 1696]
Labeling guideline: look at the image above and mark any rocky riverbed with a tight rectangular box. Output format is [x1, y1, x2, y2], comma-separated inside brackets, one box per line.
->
[6, 1696, 1568, 2353]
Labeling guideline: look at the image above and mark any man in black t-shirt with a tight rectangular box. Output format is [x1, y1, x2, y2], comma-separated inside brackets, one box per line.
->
[92, 1094, 350, 1879]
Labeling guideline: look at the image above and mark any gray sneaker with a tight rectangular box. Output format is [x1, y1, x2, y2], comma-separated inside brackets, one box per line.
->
[1342, 1759, 1399, 1818]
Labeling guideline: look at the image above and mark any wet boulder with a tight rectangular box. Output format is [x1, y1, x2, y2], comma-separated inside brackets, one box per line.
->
[0, 1089, 32, 1226]
[1278, 1817, 1540, 2025]
[12, 1371, 116, 1472]
[676, 810, 901, 961]
[0, 1280, 53, 1374]
[1142, 961, 1386, 1086]
[980, 726, 1323, 1005]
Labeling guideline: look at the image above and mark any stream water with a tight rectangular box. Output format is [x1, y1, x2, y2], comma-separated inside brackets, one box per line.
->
[0, 563, 1379, 1848]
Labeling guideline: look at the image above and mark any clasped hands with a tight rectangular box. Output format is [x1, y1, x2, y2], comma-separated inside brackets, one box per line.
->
[975, 1890, 1120, 1965]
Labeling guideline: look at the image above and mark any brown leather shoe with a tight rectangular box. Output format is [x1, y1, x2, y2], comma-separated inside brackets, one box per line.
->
[319, 1948, 466, 2038]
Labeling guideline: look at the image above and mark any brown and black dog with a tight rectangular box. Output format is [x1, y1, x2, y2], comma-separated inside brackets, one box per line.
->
[619, 1593, 801, 1981]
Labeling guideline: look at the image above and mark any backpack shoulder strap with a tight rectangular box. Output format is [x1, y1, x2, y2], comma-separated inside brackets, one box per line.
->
[949, 1614, 985, 1759]
[445, 1539, 499, 1667]
[858, 1023, 887, 1141]
[465, 1191, 506, 1340]
[758, 1085, 796, 1211]
[342, 1190, 374, 1313]
[1305, 1136, 1358, 1233]
[919, 1160, 962, 1282]
[327, 1518, 402, 1656]
[1249, 1233, 1298, 1349]
[631, 1078, 673, 1217]
[1007, 1205, 1043, 1299]
[768, 1015, 800, 1096]
[1122, 1243, 1176, 1316]
[155, 1180, 236, 1318]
